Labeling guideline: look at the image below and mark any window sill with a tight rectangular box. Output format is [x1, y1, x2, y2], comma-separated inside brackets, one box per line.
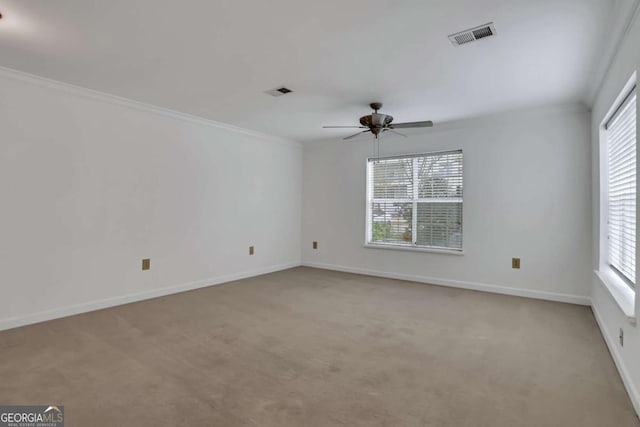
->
[363, 243, 464, 256]
[595, 269, 636, 325]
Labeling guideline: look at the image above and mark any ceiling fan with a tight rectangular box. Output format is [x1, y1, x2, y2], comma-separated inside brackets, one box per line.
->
[323, 102, 433, 140]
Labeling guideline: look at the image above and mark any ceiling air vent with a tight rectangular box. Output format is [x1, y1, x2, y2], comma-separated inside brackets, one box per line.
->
[449, 22, 496, 46]
[265, 87, 294, 97]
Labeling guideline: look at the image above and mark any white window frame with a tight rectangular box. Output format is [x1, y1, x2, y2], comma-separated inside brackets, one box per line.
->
[597, 75, 636, 323]
[603, 85, 637, 289]
[364, 150, 464, 255]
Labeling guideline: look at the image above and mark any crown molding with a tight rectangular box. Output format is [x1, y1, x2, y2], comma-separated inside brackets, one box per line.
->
[0, 65, 301, 148]
[586, 0, 640, 106]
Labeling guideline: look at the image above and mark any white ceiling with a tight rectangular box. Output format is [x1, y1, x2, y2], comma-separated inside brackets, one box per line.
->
[0, 0, 629, 141]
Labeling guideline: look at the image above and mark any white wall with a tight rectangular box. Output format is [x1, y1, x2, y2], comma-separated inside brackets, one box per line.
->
[302, 105, 592, 303]
[0, 11, 634, 414]
[0, 69, 302, 330]
[590, 5, 640, 415]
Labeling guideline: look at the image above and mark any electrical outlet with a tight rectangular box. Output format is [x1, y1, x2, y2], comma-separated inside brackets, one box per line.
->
[512, 258, 521, 269]
[142, 259, 150, 270]
[620, 328, 624, 346]
[313, 241, 318, 249]
[249, 246, 254, 255]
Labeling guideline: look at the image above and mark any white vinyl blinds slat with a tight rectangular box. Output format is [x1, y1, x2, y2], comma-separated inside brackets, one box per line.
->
[366, 151, 463, 251]
[607, 89, 636, 286]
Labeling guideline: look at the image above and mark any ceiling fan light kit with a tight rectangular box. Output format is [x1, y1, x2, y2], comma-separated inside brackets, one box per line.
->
[323, 103, 433, 140]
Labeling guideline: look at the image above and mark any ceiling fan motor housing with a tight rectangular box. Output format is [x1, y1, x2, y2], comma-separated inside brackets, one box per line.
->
[360, 113, 393, 127]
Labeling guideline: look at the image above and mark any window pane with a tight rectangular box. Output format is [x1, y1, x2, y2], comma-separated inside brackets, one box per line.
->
[416, 202, 463, 249]
[370, 202, 413, 245]
[372, 158, 413, 199]
[607, 90, 636, 286]
[367, 151, 463, 251]
[418, 154, 463, 199]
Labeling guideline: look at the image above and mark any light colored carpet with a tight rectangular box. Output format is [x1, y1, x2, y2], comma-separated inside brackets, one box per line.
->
[0, 267, 637, 426]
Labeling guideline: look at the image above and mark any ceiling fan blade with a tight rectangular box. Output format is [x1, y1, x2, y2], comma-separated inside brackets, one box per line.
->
[390, 121, 434, 129]
[343, 130, 370, 140]
[323, 126, 367, 128]
[383, 128, 407, 138]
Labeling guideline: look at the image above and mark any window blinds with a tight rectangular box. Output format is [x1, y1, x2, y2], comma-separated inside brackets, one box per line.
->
[367, 151, 463, 251]
[606, 88, 636, 286]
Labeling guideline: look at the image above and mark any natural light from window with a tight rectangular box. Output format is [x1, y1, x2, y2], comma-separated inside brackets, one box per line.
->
[366, 151, 463, 252]
[605, 86, 636, 289]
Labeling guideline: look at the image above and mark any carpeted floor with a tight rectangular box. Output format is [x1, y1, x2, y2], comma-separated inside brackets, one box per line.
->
[0, 267, 638, 426]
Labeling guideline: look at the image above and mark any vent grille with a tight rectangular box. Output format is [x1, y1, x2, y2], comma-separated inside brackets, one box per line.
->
[265, 87, 294, 97]
[454, 32, 475, 45]
[449, 23, 496, 46]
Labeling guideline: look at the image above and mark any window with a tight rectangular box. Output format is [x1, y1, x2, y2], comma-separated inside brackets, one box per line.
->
[605, 85, 636, 287]
[366, 150, 463, 252]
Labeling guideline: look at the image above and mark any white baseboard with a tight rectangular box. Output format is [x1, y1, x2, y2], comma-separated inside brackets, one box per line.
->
[0, 261, 301, 332]
[302, 262, 591, 306]
[591, 303, 640, 417]
[3, 260, 635, 416]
